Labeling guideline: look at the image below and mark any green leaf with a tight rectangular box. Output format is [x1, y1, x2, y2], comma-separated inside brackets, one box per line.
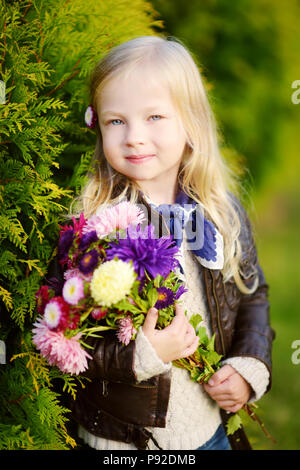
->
[132, 294, 149, 312]
[189, 313, 202, 330]
[113, 298, 141, 314]
[207, 333, 217, 351]
[204, 350, 223, 366]
[196, 326, 209, 345]
[147, 287, 159, 308]
[226, 412, 243, 435]
[153, 274, 164, 288]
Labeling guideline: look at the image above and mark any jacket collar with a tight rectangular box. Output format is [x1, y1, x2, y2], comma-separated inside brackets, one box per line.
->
[137, 189, 224, 270]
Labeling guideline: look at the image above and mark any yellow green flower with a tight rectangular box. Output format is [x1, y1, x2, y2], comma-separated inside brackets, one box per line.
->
[90, 259, 136, 306]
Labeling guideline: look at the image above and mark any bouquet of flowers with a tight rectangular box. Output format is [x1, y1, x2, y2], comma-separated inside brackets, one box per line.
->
[32, 201, 219, 379]
[32, 201, 275, 440]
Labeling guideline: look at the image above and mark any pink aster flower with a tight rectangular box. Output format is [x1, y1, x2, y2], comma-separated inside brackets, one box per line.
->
[82, 201, 145, 238]
[32, 318, 92, 375]
[85, 105, 98, 129]
[44, 296, 70, 331]
[62, 276, 85, 305]
[116, 316, 137, 346]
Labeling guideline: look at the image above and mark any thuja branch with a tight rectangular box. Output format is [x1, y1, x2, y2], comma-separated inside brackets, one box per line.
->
[0, 179, 23, 184]
[45, 60, 81, 97]
[21, 2, 33, 20]
[0, 20, 6, 72]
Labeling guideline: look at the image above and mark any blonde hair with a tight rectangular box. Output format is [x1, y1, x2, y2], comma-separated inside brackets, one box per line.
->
[71, 35, 258, 294]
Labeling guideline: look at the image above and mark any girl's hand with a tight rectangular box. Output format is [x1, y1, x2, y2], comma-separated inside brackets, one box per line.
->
[203, 364, 251, 413]
[142, 305, 199, 364]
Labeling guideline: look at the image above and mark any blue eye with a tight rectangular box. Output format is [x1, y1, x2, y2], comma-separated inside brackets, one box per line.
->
[110, 119, 123, 125]
[150, 115, 161, 121]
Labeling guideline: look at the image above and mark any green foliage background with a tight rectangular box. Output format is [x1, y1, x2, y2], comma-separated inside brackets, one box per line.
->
[151, 0, 297, 191]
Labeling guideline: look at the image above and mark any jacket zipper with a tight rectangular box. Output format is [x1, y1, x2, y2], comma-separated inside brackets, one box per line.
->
[141, 198, 171, 237]
[209, 269, 226, 356]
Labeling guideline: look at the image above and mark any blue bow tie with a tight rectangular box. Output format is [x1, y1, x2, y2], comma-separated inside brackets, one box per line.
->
[152, 190, 220, 266]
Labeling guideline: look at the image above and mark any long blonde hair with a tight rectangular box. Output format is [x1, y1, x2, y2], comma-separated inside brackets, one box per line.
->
[71, 35, 258, 294]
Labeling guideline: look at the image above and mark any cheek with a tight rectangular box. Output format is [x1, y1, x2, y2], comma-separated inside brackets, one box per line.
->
[157, 121, 186, 147]
[101, 130, 118, 155]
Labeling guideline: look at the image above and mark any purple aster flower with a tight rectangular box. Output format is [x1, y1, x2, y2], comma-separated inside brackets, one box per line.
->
[78, 249, 99, 274]
[105, 224, 179, 281]
[58, 229, 74, 261]
[155, 287, 176, 310]
[78, 230, 98, 251]
[175, 284, 188, 300]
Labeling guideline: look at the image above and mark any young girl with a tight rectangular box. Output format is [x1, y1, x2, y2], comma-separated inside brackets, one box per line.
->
[56, 35, 274, 450]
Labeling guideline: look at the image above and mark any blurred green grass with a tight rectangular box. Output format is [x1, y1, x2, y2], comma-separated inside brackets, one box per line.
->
[244, 130, 300, 450]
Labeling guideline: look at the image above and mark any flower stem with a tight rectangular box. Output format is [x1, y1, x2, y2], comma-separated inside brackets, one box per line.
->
[200, 354, 215, 375]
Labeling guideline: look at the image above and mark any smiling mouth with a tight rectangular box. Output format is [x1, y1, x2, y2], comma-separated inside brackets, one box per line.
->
[125, 154, 155, 163]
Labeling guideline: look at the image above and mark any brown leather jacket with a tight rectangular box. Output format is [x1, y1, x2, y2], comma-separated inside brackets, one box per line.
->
[48, 195, 275, 450]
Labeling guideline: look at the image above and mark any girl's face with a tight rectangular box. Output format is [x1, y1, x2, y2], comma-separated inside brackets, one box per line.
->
[97, 66, 187, 203]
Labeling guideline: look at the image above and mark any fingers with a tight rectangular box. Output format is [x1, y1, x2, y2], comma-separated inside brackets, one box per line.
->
[169, 303, 186, 329]
[142, 303, 198, 362]
[216, 401, 244, 413]
[203, 365, 252, 412]
[204, 368, 240, 399]
[181, 335, 199, 358]
[144, 304, 186, 334]
[206, 364, 235, 387]
[142, 307, 158, 333]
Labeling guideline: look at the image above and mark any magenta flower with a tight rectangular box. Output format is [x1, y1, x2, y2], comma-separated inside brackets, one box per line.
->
[62, 276, 85, 305]
[32, 318, 92, 375]
[91, 308, 108, 320]
[59, 213, 86, 240]
[73, 213, 87, 236]
[36, 285, 54, 314]
[116, 316, 136, 346]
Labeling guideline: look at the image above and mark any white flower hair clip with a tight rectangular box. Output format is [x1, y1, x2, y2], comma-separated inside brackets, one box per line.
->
[85, 105, 98, 129]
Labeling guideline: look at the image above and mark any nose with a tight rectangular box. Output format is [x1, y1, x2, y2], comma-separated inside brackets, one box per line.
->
[124, 121, 146, 147]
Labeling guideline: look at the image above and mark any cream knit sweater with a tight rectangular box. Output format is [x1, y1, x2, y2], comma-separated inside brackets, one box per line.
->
[78, 233, 269, 450]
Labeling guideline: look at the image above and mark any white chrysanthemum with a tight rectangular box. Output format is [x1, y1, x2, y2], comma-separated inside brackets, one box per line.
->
[90, 259, 136, 306]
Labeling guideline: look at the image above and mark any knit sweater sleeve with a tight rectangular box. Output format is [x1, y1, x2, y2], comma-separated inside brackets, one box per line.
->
[133, 327, 172, 382]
